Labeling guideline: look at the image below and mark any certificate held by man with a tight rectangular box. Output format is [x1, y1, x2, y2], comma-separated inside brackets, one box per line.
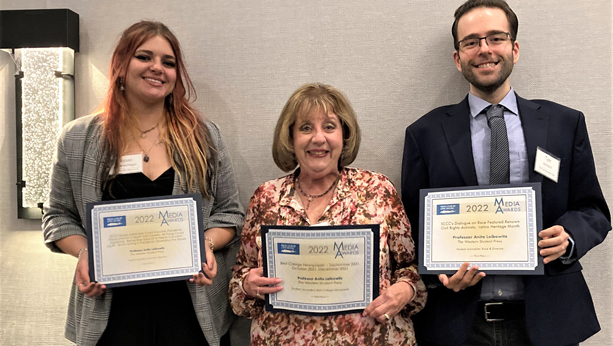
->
[261, 225, 380, 315]
[86, 194, 205, 287]
[419, 184, 543, 275]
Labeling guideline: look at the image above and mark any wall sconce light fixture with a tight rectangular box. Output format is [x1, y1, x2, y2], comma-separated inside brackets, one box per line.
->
[1, 9, 79, 219]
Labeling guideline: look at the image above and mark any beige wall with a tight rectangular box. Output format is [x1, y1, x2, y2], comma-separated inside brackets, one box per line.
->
[1, 1, 611, 345]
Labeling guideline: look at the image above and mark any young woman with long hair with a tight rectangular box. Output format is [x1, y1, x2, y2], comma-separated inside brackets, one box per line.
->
[43, 21, 243, 346]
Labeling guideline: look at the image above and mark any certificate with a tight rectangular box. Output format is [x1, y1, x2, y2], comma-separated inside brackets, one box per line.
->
[261, 225, 380, 315]
[419, 184, 543, 275]
[86, 194, 205, 287]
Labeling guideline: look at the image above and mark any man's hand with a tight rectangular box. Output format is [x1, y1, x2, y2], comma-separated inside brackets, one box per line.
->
[539, 225, 570, 264]
[439, 262, 485, 292]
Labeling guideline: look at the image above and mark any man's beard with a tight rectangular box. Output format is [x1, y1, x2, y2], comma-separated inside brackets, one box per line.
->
[461, 54, 514, 94]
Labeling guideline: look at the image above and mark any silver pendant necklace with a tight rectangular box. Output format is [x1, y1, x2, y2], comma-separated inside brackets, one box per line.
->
[135, 137, 162, 162]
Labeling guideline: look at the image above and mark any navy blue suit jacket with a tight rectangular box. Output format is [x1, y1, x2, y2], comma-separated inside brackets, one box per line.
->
[401, 94, 611, 346]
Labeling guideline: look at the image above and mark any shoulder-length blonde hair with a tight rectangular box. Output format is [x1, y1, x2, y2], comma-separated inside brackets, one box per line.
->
[97, 21, 216, 196]
[272, 83, 361, 172]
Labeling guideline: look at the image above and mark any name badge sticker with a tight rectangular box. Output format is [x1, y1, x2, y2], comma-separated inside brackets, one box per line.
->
[534, 147, 560, 182]
[117, 154, 144, 175]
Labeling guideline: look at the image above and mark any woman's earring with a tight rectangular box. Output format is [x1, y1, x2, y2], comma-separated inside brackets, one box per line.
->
[119, 84, 125, 91]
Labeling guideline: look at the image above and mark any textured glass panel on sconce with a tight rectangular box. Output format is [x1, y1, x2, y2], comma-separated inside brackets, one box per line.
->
[21, 48, 63, 208]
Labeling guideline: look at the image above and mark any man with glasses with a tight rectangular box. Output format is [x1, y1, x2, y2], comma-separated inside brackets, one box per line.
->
[401, 0, 610, 345]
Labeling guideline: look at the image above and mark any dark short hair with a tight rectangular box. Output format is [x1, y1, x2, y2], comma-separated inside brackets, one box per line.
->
[452, 0, 518, 50]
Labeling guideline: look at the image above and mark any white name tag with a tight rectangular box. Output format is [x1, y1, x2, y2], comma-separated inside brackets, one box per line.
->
[534, 147, 560, 183]
[116, 154, 143, 175]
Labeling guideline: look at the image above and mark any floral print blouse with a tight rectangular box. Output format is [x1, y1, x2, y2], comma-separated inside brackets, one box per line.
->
[229, 167, 426, 345]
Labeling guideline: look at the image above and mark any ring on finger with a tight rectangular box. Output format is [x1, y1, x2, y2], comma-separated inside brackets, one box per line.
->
[256, 287, 261, 298]
[384, 313, 390, 320]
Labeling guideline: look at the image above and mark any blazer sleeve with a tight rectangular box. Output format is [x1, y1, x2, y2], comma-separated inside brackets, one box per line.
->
[42, 124, 88, 253]
[401, 125, 430, 259]
[204, 122, 245, 235]
[554, 112, 610, 260]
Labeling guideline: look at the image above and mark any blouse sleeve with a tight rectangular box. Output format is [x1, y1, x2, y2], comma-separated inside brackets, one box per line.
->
[229, 185, 267, 318]
[377, 175, 427, 316]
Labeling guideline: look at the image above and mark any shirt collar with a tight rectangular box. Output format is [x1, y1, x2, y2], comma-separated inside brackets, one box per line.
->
[468, 87, 519, 118]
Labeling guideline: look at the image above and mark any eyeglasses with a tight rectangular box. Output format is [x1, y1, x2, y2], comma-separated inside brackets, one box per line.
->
[457, 32, 512, 52]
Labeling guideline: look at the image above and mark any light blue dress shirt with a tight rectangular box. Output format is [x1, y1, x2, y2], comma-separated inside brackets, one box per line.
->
[469, 89, 529, 186]
[468, 88, 527, 301]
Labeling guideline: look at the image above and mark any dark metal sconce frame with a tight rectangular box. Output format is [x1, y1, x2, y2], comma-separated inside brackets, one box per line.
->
[1, 9, 79, 219]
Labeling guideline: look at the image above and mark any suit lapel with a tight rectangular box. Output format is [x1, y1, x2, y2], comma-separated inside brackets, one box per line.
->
[516, 94, 547, 183]
[442, 97, 479, 186]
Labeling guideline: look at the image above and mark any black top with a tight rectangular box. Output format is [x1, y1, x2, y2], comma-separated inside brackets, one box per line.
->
[97, 167, 208, 346]
[102, 166, 174, 200]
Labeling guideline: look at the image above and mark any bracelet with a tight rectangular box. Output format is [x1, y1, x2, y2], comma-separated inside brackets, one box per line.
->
[204, 236, 214, 251]
[239, 273, 249, 295]
[77, 248, 88, 260]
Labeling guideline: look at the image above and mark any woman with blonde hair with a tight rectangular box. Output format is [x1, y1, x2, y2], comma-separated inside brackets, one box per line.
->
[230, 83, 426, 345]
[43, 21, 243, 346]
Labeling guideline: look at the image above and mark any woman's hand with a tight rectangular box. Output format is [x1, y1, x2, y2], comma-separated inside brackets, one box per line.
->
[362, 281, 414, 323]
[190, 243, 217, 286]
[75, 249, 106, 297]
[243, 267, 283, 299]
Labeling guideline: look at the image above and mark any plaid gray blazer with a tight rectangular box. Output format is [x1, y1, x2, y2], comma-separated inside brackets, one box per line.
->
[42, 114, 244, 346]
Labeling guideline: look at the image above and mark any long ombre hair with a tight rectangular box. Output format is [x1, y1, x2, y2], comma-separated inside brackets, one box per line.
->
[97, 21, 216, 197]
